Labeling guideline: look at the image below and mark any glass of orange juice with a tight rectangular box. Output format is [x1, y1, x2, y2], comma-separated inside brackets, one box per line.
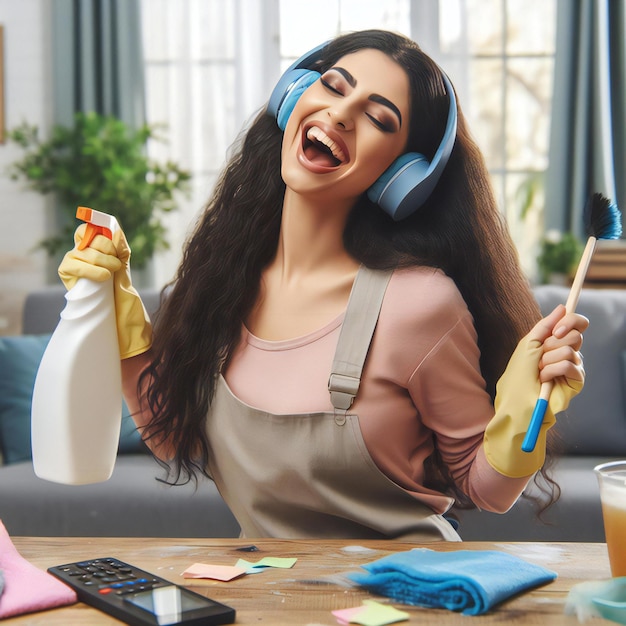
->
[595, 461, 626, 577]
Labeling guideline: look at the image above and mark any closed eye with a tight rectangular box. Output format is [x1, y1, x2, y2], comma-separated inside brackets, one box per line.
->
[366, 113, 393, 133]
[321, 77, 343, 95]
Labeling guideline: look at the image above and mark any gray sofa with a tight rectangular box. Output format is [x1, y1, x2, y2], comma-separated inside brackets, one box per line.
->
[0, 284, 624, 540]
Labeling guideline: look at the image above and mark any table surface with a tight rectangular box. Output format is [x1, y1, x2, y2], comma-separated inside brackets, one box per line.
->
[6, 537, 614, 625]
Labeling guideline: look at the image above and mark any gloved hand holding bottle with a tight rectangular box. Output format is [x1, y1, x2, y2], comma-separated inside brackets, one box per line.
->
[58, 209, 153, 359]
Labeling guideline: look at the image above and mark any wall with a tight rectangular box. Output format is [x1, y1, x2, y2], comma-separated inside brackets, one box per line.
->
[0, 0, 53, 335]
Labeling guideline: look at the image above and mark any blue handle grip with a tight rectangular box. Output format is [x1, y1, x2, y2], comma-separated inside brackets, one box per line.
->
[521, 399, 549, 452]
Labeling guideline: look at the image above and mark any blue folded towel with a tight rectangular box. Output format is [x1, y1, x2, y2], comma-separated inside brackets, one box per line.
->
[348, 548, 556, 615]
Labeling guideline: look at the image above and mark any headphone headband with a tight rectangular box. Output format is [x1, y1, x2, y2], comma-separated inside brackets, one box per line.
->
[267, 40, 457, 220]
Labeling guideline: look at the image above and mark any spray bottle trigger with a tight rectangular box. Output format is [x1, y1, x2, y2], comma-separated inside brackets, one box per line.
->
[77, 223, 113, 250]
[76, 207, 114, 251]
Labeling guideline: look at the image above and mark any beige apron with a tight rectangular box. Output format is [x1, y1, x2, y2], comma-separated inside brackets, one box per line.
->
[206, 267, 461, 541]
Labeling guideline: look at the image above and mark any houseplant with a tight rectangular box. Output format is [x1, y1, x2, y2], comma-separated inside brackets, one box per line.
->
[537, 230, 583, 284]
[6, 111, 191, 269]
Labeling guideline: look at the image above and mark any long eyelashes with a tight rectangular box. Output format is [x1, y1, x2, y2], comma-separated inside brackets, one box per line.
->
[319, 78, 393, 132]
[320, 77, 342, 95]
[365, 113, 393, 133]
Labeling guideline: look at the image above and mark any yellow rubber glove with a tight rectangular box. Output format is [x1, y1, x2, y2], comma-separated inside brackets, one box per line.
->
[483, 323, 584, 479]
[58, 223, 153, 359]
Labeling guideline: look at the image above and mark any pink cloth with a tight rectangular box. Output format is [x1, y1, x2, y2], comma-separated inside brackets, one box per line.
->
[0, 520, 77, 619]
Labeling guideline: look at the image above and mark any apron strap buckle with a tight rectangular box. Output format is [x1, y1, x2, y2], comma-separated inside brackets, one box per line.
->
[328, 373, 359, 425]
[328, 373, 359, 408]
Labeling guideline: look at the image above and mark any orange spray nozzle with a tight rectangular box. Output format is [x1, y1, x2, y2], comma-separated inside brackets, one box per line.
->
[76, 207, 115, 250]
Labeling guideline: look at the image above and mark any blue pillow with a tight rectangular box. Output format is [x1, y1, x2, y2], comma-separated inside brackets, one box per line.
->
[0, 334, 145, 465]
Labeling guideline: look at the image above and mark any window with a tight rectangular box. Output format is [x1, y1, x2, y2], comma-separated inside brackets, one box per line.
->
[436, 0, 557, 274]
[141, 0, 556, 283]
[141, 0, 240, 283]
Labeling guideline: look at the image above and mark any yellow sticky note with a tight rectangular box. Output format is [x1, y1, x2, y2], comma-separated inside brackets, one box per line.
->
[332, 600, 409, 626]
[182, 562, 247, 581]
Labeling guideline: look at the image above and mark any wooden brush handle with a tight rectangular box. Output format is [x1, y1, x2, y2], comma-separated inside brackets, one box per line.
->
[565, 236, 597, 312]
[537, 235, 596, 402]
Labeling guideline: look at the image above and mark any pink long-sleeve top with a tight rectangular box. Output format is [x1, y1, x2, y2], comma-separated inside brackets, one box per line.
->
[224, 266, 530, 514]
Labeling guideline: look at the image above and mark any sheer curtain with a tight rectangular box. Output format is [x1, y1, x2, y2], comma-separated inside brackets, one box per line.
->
[545, 0, 625, 236]
[141, 0, 280, 286]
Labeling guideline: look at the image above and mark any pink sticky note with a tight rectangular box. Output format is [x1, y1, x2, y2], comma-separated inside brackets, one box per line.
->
[332, 605, 367, 624]
[182, 562, 247, 582]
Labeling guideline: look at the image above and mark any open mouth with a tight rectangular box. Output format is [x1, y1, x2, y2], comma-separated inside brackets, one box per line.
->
[302, 126, 348, 168]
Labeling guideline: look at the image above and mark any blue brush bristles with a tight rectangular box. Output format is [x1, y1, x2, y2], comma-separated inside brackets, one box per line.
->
[584, 192, 622, 240]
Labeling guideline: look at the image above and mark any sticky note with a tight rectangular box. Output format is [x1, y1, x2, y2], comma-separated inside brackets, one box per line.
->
[235, 557, 297, 570]
[332, 600, 409, 626]
[333, 605, 367, 624]
[181, 562, 247, 581]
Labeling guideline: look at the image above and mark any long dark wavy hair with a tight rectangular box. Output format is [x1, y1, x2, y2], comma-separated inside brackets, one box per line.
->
[139, 29, 556, 508]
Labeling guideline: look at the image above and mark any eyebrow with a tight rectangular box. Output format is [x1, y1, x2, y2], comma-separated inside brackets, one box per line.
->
[332, 66, 403, 127]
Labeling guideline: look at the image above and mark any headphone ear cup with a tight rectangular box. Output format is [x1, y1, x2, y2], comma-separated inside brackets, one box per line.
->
[275, 70, 321, 131]
[367, 153, 429, 219]
[368, 72, 458, 221]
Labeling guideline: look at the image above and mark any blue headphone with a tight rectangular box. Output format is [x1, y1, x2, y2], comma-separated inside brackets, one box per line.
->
[267, 42, 458, 221]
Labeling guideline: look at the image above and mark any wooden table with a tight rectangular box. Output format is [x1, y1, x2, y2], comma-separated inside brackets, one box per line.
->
[5, 538, 614, 624]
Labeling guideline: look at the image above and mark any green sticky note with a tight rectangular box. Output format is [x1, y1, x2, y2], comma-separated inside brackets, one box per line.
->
[235, 557, 297, 570]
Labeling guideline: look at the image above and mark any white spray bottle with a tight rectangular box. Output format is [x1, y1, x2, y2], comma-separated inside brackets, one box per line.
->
[31, 207, 122, 484]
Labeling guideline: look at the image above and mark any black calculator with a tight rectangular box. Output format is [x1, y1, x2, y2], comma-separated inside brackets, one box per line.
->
[48, 557, 236, 625]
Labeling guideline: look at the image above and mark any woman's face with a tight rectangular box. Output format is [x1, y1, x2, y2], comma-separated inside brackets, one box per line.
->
[281, 48, 411, 207]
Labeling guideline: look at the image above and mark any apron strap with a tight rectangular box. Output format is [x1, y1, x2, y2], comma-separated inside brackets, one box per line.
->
[328, 267, 393, 424]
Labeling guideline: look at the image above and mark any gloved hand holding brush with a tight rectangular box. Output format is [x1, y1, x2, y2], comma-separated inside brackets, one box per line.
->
[58, 211, 153, 360]
[521, 193, 622, 452]
[483, 304, 588, 478]
[485, 192, 620, 478]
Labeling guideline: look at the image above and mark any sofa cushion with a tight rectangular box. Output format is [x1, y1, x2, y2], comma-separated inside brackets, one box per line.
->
[0, 334, 145, 465]
[0, 335, 50, 464]
[0, 456, 240, 538]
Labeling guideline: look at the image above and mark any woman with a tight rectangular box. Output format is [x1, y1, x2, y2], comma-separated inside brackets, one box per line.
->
[59, 30, 587, 540]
